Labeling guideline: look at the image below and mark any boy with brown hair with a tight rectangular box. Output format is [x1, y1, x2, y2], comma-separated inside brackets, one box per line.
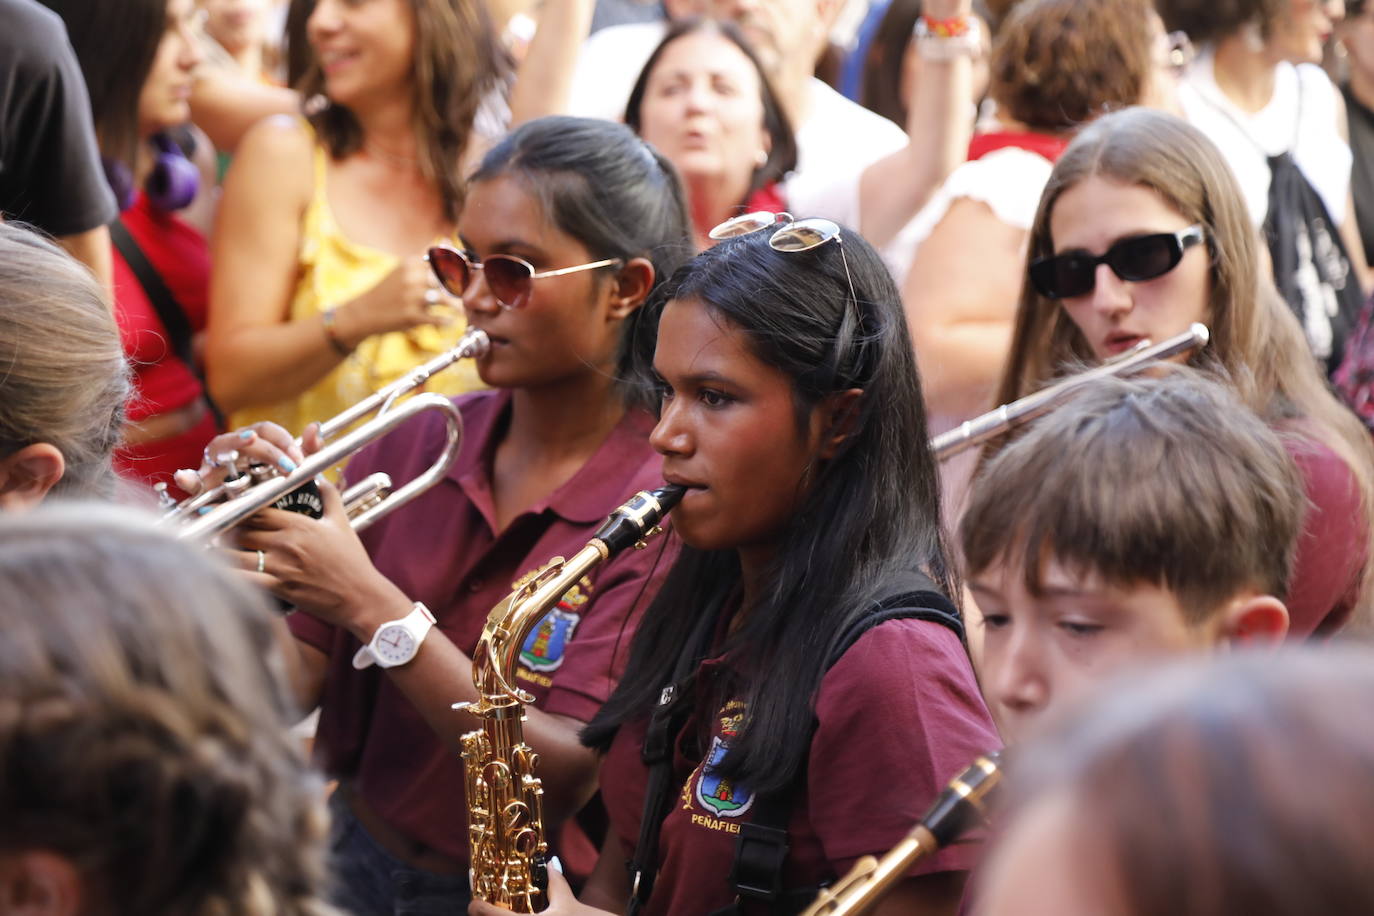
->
[961, 370, 1304, 741]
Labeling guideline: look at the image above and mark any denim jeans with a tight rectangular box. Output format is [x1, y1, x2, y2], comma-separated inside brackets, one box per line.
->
[327, 796, 472, 916]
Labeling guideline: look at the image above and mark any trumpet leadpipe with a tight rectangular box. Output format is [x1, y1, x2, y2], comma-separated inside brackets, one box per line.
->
[317, 326, 489, 440]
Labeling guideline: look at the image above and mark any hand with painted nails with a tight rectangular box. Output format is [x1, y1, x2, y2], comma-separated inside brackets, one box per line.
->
[230, 477, 410, 632]
[175, 422, 304, 496]
[467, 863, 613, 916]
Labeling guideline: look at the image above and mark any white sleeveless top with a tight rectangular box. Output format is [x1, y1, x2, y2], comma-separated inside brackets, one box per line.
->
[883, 146, 1054, 285]
[1178, 46, 1351, 229]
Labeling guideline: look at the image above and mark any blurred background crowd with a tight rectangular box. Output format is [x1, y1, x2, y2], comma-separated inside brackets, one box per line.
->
[3, 0, 1370, 506]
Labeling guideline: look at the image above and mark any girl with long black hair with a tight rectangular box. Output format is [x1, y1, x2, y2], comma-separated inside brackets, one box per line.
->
[471, 219, 999, 916]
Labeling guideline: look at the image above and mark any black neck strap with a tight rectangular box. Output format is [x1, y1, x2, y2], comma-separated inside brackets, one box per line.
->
[628, 577, 963, 915]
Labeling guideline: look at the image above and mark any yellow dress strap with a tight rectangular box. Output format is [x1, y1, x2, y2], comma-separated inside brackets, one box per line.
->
[226, 127, 484, 436]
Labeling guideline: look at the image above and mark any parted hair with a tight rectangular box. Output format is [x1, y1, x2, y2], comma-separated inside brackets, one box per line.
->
[989, 0, 1157, 132]
[469, 116, 695, 409]
[585, 224, 955, 795]
[1005, 648, 1374, 916]
[0, 223, 129, 500]
[624, 18, 798, 203]
[1155, 0, 1287, 45]
[962, 371, 1306, 621]
[993, 107, 1374, 614]
[0, 505, 338, 916]
[300, 0, 507, 222]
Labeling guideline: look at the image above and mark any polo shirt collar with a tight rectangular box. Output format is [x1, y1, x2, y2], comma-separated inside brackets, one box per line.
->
[549, 407, 660, 524]
[451, 391, 661, 528]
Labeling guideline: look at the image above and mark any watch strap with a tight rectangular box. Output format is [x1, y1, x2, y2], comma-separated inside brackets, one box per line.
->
[352, 602, 436, 670]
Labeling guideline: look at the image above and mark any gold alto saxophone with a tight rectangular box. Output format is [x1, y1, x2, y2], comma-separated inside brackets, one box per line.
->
[454, 484, 685, 913]
[800, 751, 1004, 916]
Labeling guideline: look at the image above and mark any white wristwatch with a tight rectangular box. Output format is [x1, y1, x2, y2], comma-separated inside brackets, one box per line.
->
[352, 602, 437, 670]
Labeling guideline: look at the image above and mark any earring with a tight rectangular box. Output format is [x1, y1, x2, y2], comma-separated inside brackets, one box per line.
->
[1241, 19, 1265, 53]
[755, 149, 769, 168]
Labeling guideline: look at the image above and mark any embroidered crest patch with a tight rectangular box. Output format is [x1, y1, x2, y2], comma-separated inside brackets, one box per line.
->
[695, 736, 755, 817]
[513, 574, 592, 673]
[693, 703, 754, 818]
[519, 607, 581, 672]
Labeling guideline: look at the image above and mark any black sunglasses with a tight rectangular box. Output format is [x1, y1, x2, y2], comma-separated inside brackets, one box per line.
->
[1029, 225, 1205, 300]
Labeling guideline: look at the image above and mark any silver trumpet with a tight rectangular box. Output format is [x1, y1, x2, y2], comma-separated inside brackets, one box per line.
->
[932, 323, 1210, 460]
[170, 327, 490, 541]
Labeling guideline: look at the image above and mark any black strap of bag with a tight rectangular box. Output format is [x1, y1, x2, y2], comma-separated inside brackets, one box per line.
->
[629, 576, 963, 916]
[711, 582, 963, 916]
[626, 597, 726, 916]
[110, 218, 224, 427]
[1194, 70, 1363, 376]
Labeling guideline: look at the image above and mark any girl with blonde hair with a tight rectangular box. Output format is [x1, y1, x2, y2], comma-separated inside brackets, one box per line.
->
[0, 222, 129, 509]
[994, 106, 1374, 635]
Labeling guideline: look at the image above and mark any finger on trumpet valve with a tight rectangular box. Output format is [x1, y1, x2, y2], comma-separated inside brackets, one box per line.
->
[153, 481, 174, 508]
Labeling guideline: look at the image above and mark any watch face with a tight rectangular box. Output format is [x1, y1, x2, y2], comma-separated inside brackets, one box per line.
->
[374, 624, 418, 666]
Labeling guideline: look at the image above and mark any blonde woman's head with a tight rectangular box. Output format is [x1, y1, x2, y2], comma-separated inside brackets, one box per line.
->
[0, 222, 129, 509]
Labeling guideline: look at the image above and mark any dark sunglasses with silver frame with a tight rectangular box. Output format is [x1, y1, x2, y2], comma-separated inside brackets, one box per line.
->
[1029, 224, 1206, 300]
[426, 245, 623, 310]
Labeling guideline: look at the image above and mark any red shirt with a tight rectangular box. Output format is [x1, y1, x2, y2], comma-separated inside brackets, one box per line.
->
[1283, 432, 1368, 636]
[599, 618, 1001, 915]
[967, 130, 1070, 163]
[110, 191, 216, 487]
[111, 191, 209, 422]
[289, 390, 676, 860]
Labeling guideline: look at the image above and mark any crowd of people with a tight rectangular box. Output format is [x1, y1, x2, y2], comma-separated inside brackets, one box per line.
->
[2, 0, 1374, 914]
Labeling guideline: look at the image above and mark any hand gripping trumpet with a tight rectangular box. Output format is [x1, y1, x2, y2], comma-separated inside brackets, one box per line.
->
[801, 751, 1004, 916]
[454, 484, 685, 913]
[932, 323, 1210, 460]
[171, 327, 489, 541]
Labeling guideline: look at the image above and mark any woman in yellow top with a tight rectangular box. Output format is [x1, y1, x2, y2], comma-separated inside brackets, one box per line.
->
[207, 0, 504, 434]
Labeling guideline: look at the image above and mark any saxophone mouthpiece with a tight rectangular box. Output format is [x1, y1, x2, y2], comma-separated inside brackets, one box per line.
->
[592, 485, 684, 554]
[921, 750, 1004, 846]
[650, 483, 687, 510]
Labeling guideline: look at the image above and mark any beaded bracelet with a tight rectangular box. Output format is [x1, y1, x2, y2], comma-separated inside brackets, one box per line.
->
[922, 14, 971, 38]
[320, 306, 354, 357]
[913, 15, 983, 61]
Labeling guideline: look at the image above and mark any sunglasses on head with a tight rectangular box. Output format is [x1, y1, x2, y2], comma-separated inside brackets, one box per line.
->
[1029, 225, 1206, 300]
[709, 209, 858, 298]
[425, 245, 622, 310]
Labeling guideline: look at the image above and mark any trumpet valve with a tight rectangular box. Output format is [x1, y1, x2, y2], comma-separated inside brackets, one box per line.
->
[342, 472, 393, 519]
[153, 481, 178, 510]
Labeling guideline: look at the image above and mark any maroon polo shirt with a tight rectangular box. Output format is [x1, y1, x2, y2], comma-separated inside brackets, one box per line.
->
[1283, 431, 1368, 637]
[599, 618, 1002, 915]
[289, 389, 676, 861]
